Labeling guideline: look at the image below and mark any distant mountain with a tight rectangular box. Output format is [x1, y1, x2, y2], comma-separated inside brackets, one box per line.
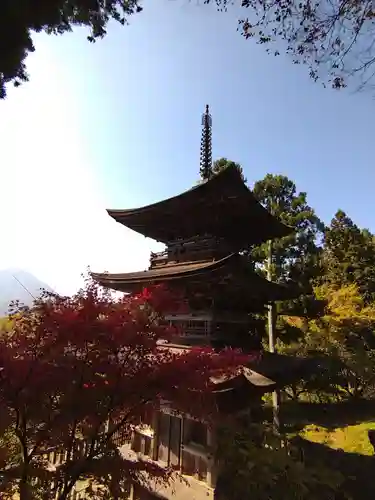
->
[0, 269, 53, 316]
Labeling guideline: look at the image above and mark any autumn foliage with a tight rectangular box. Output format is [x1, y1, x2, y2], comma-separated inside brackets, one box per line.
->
[0, 281, 247, 500]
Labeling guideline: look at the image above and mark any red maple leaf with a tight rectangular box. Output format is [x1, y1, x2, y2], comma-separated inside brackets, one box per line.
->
[0, 278, 249, 500]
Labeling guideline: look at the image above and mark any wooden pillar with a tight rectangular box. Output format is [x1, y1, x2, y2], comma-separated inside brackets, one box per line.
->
[129, 484, 135, 500]
[180, 416, 185, 469]
[267, 239, 281, 436]
[206, 426, 216, 488]
[151, 411, 159, 461]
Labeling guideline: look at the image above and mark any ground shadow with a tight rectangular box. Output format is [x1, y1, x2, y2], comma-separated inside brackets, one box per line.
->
[291, 436, 375, 500]
[275, 399, 375, 432]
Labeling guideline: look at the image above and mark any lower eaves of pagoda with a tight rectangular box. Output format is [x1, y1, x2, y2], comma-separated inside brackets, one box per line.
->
[91, 253, 298, 303]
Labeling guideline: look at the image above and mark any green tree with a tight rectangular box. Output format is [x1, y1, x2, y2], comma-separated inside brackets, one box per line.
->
[283, 284, 375, 402]
[0, 0, 142, 98]
[321, 210, 375, 301]
[252, 175, 325, 326]
[197, 157, 246, 184]
[210, 166, 324, 297]
[207, 0, 375, 92]
[211, 157, 246, 182]
[209, 165, 325, 329]
[281, 211, 375, 402]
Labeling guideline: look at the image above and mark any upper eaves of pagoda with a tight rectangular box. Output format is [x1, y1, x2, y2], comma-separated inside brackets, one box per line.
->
[107, 165, 292, 249]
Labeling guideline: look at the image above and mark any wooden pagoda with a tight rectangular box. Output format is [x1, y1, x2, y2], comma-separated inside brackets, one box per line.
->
[92, 106, 312, 399]
[91, 106, 316, 499]
[93, 164, 296, 350]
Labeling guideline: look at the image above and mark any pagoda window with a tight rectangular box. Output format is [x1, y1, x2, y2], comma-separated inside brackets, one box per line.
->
[156, 412, 182, 466]
[157, 412, 171, 463]
[168, 317, 211, 338]
[154, 411, 211, 484]
[181, 451, 208, 482]
[132, 431, 152, 457]
[183, 418, 207, 448]
[181, 418, 210, 483]
[169, 413, 182, 467]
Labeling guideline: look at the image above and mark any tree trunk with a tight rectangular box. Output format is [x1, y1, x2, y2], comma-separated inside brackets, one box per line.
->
[19, 469, 32, 500]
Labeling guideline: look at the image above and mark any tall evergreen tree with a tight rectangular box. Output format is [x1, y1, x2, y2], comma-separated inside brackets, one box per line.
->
[211, 157, 246, 182]
[322, 210, 375, 301]
[209, 164, 324, 318]
[197, 157, 245, 185]
[252, 175, 324, 286]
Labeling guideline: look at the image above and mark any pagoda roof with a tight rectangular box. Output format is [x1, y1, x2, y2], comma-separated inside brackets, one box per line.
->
[108, 165, 292, 248]
[211, 352, 318, 388]
[91, 253, 297, 302]
[165, 345, 319, 391]
[164, 345, 320, 412]
[213, 353, 321, 413]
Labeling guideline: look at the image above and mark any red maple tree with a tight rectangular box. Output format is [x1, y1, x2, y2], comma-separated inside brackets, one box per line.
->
[0, 280, 248, 500]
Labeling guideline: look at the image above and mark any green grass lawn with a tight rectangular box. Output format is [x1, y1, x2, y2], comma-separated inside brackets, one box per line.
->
[301, 421, 375, 456]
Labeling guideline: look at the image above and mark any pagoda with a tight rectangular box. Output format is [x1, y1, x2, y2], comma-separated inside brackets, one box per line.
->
[92, 105, 306, 377]
[92, 106, 314, 500]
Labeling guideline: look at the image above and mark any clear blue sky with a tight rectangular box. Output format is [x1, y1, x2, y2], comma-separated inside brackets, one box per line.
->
[0, 1, 373, 293]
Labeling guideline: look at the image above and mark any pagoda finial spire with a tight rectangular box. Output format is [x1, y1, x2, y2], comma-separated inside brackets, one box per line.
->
[199, 104, 213, 181]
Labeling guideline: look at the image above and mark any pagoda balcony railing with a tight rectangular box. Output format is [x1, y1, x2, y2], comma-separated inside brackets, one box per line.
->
[166, 317, 211, 339]
[149, 236, 234, 269]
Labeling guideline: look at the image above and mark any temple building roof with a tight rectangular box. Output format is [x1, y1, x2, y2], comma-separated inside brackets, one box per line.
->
[210, 352, 318, 391]
[165, 345, 321, 413]
[107, 165, 292, 249]
[213, 352, 323, 413]
[91, 253, 298, 302]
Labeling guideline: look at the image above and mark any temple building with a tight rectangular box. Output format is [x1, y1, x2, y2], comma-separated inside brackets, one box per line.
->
[92, 106, 313, 500]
